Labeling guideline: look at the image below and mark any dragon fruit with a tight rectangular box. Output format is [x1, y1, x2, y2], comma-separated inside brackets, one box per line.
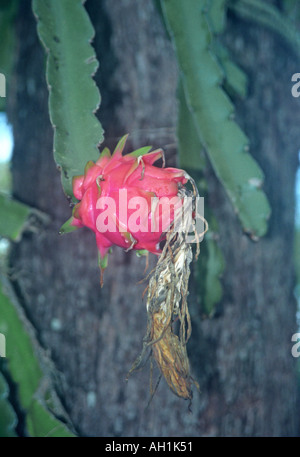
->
[61, 134, 188, 281]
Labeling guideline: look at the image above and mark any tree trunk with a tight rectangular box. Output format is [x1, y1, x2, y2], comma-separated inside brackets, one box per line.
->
[7, 0, 300, 436]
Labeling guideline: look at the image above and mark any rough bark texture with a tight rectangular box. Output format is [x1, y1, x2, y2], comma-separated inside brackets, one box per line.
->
[7, 0, 300, 436]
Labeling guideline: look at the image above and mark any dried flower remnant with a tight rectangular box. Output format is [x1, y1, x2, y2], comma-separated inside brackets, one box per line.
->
[128, 182, 207, 401]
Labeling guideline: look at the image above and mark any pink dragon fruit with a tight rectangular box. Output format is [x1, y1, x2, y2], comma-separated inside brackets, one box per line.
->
[61, 135, 187, 282]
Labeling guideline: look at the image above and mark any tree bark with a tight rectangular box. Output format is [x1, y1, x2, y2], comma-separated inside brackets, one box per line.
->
[7, 0, 300, 436]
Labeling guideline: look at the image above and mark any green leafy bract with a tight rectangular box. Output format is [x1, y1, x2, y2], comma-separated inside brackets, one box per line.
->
[32, 0, 104, 200]
[161, 0, 271, 239]
[0, 372, 17, 437]
[0, 193, 31, 241]
[0, 280, 75, 436]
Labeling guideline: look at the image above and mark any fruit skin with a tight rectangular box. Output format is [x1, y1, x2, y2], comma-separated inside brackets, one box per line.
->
[61, 134, 187, 270]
